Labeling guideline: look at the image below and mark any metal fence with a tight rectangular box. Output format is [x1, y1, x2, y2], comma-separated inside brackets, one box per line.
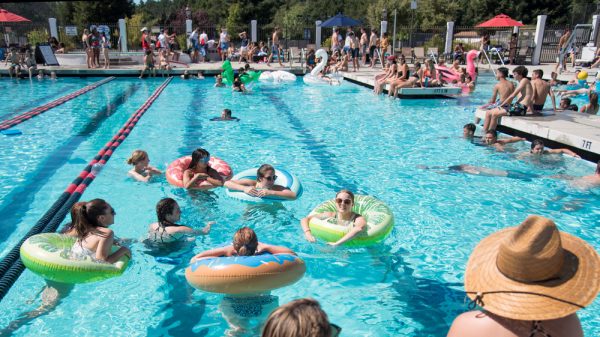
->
[56, 23, 121, 52]
[0, 22, 49, 48]
[540, 25, 592, 63]
[393, 26, 446, 50]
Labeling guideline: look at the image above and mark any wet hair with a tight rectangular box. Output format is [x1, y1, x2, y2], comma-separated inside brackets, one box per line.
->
[560, 97, 572, 105]
[156, 198, 178, 227]
[513, 66, 528, 78]
[485, 129, 498, 138]
[567, 104, 579, 111]
[531, 139, 544, 150]
[464, 123, 476, 133]
[233, 227, 258, 256]
[551, 71, 558, 79]
[336, 189, 355, 203]
[257, 164, 275, 180]
[71, 199, 112, 240]
[533, 69, 543, 78]
[261, 298, 332, 337]
[244, 63, 250, 70]
[497, 67, 509, 78]
[588, 92, 598, 110]
[188, 148, 210, 169]
[126, 150, 148, 165]
[223, 109, 232, 117]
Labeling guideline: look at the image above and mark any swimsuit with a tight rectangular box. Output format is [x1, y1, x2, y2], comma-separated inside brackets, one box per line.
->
[71, 241, 100, 261]
[147, 221, 186, 243]
[508, 103, 526, 116]
[330, 213, 359, 227]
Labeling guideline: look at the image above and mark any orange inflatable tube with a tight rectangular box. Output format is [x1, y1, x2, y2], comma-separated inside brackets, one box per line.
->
[185, 253, 306, 294]
[166, 156, 232, 190]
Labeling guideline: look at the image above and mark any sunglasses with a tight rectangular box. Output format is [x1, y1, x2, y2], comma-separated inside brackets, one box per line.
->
[336, 198, 352, 205]
[330, 323, 342, 337]
[262, 175, 277, 182]
[201, 156, 210, 164]
[108, 207, 116, 216]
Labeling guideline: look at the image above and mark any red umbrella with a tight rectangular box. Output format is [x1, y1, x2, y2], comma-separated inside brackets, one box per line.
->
[476, 14, 523, 27]
[0, 8, 31, 22]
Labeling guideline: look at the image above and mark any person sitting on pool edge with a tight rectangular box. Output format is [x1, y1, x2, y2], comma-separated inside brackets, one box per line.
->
[147, 198, 213, 244]
[127, 150, 163, 182]
[70, 199, 131, 263]
[211, 108, 239, 121]
[224, 164, 297, 199]
[191, 227, 295, 261]
[300, 189, 366, 246]
[183, 148, 225, 189]
[528, 139, 580, 158]
[482, 129, 524, 152]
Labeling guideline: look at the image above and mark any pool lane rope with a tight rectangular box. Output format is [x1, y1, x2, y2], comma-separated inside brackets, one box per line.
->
[0, 77, 173, 301]
[0, 77, 115, 131]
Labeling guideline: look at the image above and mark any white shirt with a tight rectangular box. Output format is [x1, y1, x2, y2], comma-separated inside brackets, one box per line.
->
[220, 32, 228, 43]
[158, 33, 167, 47]
[200, 33, 208, 44]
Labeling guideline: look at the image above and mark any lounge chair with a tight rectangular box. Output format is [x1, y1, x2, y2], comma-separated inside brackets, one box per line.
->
[413, 47, 425, 62]
[400, 47, 413, 63]
[576, 46, 597, 66]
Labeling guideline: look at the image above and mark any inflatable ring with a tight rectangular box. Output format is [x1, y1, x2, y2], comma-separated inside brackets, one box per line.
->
[20, 233, 129, 284]
[166, 156, 232, 190]
[308, 195, 394, 247]
[185, 253, 306, 294]
[240, 71, 261, 84]
[226, 168, 302, 203]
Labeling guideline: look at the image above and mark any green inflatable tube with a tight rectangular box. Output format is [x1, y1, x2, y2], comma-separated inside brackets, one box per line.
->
[221, 60, 234, 84]
[308, 195, 394, 247]
[20, 233, 130, 284]
[240, 71, 261, 84]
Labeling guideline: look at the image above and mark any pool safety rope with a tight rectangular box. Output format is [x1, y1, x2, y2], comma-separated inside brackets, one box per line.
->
[0, 77, 172, 302]
[0, 77, 115, 131]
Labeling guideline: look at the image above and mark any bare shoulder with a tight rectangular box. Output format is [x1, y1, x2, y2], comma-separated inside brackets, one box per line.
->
[96, 227, 114, 237]
[447, 311, 501, 337]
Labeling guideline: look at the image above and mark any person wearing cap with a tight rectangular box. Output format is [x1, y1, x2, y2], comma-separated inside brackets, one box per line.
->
[141, 27, 151, 52]
[447, 215, 599, 337]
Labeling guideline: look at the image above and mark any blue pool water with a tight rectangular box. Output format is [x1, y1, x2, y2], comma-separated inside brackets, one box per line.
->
[0, 75, 598, 336]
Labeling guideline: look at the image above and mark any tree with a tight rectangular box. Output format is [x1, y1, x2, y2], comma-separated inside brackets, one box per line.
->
[59, 0, 134, 26]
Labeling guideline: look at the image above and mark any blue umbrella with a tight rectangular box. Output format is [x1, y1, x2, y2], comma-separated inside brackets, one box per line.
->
[320, 13, 362, 27]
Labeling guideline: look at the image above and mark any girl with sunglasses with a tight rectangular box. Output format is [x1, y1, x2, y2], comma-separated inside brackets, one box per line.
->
[300, 190, 366, 246]
[69, 199, 131, 263]
[224, 164, 297, 199]
[183, 148, 224, 189]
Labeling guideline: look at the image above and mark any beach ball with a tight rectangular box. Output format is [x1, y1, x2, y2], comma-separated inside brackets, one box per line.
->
[577, 71, 588, 80]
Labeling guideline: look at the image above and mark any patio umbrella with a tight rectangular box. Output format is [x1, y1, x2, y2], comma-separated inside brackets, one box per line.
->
[320, 13, 361, 27]
[0, 8, 31, 22]
[476, 14, 523, 27]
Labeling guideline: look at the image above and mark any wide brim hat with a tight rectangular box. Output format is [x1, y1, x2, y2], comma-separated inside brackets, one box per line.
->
[465, 215, 600, 321]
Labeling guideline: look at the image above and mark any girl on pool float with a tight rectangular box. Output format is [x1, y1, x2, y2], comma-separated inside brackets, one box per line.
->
[224, 164, 297, 200]
[127, 150, 163, 182]
[147, 198, 213, 244]
[300, 190, 366, 246]
[183, 148, 225, 189]
[191, 227, 295, 260]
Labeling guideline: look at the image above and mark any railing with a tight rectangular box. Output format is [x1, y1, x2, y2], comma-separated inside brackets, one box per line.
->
[541, 25, 592, 63]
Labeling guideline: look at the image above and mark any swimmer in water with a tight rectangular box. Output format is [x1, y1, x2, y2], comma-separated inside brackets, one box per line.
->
[300, 189, 366, 246]
[182, 148, 224, 189]
[190, 227, 295, 261]
[525, 139, 580, 158]
[211, 108, 239, 121]
[147, 198, 213, 244]
[224, 164, 297, 199]
[126, 150, 163, 182]
[481, 129, 525, 152]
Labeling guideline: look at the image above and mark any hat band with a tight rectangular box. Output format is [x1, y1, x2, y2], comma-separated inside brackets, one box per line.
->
[465, 291, 585, 311]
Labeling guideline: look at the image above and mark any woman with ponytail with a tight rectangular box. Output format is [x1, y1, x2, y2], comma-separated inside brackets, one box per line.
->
[191, 227, 294, 261]
[147, 198, 213, 243]
[70, 199, 131, 263]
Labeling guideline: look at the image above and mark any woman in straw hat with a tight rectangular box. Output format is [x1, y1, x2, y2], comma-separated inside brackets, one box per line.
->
[447, 215, 599, 337]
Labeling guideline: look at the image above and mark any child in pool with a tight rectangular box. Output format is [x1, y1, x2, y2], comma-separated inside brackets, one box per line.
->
[127, 150, 162, 182]
[182, 148, 225, 189]
[224, 164, 296, 199]
[191, 227, 295, 261]
[300, 189, 366, 246]
[147, 198, 213, 243]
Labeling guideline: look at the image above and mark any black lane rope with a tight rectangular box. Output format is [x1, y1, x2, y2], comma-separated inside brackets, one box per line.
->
[0, 77, 115, 131]
[0, 77, 172, 302]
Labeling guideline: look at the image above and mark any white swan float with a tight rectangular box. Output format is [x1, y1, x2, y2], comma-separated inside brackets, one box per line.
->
[303, 49, 343, 86]
[259, 70, 297, 83]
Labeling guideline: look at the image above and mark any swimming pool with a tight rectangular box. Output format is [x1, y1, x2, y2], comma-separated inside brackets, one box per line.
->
[0, 75, 598, 336]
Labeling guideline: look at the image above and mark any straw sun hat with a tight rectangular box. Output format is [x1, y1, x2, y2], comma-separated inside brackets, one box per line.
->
[465, 215, 599, 321]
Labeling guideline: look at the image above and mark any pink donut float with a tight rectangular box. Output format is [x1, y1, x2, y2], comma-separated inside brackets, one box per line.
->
[166, 156, 232, 190]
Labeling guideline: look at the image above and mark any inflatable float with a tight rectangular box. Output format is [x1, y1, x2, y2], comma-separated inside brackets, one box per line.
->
[308, 195, 394, 247]
[166, 156, 232, 190]
[259, 70, 297, 83]
[186, 253, 306, 294]
[221, 60, 261, 84]
[226, 168, 302, 203]
[303, 49, 343, 85]
[20, 233, 129, 284]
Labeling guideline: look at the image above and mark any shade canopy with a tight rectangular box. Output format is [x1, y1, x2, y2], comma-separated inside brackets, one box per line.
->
[476, 14, 523, 27]
[0, 8, 31, 23]
[320, 13, 361, 28]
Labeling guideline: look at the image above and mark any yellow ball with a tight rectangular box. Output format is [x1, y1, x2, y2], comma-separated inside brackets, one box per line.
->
[577, 71, 588, 80]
